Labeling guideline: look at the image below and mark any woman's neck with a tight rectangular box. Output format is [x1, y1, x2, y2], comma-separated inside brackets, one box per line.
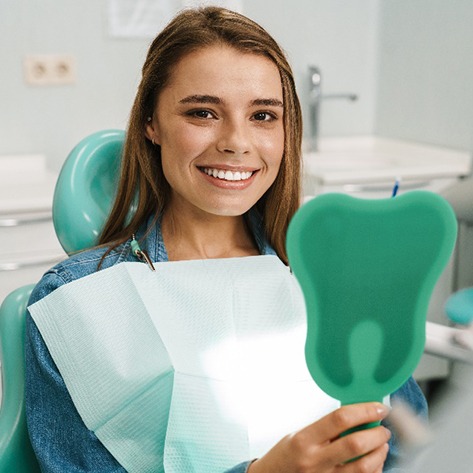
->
[161, 207, 259, 261]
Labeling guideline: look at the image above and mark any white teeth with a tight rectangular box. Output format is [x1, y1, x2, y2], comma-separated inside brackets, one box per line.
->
[202, 167, 254, 181]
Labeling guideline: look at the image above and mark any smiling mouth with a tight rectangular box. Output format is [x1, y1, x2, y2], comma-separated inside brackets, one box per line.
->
[199, 167, 255, 182]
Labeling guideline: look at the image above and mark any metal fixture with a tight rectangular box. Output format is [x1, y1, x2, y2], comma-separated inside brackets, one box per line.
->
[308, 65, 358, 151]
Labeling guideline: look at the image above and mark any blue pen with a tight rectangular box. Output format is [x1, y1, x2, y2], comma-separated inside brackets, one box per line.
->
[391, 178, 401, 197]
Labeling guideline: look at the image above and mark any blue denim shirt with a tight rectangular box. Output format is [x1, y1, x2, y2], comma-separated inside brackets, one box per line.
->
[25, 213, 427, 472]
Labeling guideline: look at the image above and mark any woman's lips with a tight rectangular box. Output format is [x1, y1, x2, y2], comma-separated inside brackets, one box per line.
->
[200, 167, 254, 181]
[197, 166, 258, 188]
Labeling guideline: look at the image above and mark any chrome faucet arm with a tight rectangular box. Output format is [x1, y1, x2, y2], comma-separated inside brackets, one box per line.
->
[308, 65, 358, 152]
[322, 93, 358, 101]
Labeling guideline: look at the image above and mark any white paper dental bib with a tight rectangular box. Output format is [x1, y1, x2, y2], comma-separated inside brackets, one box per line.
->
[30, 255, 339, 473]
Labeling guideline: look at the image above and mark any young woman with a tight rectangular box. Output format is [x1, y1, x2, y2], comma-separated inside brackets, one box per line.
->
[25, 7, 426, 473]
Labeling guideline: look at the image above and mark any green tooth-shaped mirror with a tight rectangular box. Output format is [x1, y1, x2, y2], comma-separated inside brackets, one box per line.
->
[286, 191, 457, 407]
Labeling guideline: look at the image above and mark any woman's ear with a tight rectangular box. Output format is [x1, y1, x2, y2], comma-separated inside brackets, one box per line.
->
[145, 119, 160, 146]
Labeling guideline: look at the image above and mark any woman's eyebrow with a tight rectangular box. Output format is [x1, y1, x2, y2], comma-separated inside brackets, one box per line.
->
[251, 98, 284, 107]
[178, 95, 283, 108]
[179, 95, 221, 104]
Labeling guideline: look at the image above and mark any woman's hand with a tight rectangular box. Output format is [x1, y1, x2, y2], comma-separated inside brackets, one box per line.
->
[248, 402, 391, 473]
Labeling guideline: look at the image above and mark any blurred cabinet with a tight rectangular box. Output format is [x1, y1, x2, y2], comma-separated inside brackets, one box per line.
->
[0, 154, 64, 403]
[0, 154, 64, 308]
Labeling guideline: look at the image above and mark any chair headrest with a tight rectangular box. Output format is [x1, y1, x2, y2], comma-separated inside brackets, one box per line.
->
[52, 129, 125, 254]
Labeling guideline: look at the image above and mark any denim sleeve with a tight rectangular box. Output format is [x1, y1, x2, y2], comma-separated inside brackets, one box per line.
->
[383, 376, 428, 472]
[25, 271, 126, 473]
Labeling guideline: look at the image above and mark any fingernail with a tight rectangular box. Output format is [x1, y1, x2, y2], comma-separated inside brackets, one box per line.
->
[376, 404, 391, 417]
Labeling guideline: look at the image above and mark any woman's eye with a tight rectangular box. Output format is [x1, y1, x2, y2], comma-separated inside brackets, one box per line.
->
[253, 112, 276, 122]
[189, 110, 214, 119]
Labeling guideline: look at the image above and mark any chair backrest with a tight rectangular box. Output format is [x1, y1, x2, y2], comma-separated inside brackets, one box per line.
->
[0, 285, 40, 473]
[0, 130, 125, 471]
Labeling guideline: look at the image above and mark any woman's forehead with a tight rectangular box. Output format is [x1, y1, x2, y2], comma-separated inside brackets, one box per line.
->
[162, 45, 283, 103]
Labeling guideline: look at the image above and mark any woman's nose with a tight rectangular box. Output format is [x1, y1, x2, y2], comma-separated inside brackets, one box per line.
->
[216, 119, 251, 156]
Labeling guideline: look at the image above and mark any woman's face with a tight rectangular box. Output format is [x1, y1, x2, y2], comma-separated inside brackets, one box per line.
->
[145, 45, 285, 219]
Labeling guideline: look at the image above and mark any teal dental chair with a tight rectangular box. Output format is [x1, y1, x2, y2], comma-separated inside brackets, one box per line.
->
[0, 284, 38, 472]
[0, 129, 125, 472]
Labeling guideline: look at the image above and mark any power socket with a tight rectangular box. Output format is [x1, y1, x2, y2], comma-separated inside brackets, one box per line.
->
[24, 54, 76, 86]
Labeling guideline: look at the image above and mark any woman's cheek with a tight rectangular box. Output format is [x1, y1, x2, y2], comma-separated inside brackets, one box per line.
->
[176, 126, 215, 155]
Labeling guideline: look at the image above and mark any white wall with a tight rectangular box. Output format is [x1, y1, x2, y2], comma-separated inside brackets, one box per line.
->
[2, 0, 472, 171]
[0, 0, 150, 171]
[375, 0, 473, 151]
[0, 0, 379, 170]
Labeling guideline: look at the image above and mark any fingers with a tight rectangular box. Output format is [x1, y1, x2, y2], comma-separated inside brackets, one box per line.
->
[305, 402, 390, 444]
[338, 442, 390, 473]
[250, 404, 391, 473]
[325, 425, 391, 466]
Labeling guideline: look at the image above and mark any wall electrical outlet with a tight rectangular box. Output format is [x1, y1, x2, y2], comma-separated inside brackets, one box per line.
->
[24, 54, 76, 86]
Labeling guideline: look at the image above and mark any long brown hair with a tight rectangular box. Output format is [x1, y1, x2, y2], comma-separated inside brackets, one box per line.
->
[99, 6, 302, 263]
